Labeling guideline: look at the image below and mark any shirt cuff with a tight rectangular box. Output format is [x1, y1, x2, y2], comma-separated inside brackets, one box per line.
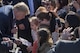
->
[77, 9, 80, 12]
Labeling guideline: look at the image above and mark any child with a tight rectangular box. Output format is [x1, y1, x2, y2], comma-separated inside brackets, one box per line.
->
[32, 28, 53, 53]
[29, 17, 39, 53]
[38, 28, 53, 53]
[29, 16, 39, 41]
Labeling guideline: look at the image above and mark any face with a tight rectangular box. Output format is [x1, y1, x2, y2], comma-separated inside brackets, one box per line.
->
[41, 19, 50, 25]
[14, 9, 26, 20]
[30, 22, 38, 31]
[37, 18, 50, 25]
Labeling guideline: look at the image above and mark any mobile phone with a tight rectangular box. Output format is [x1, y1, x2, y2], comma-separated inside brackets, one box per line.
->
[56, 18, 61, 27]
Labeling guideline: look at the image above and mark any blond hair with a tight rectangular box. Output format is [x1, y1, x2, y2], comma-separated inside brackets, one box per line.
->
[13, 2, 30, 15]
[29, 17, 39, 26]
[38, 28, 53, 46]
[0, 0, 2, 2]
[0, 0, 3, 5]
[35, 6, 48, 16]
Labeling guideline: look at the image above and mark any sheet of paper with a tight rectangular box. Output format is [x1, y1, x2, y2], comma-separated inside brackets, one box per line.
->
[19, 37, 31, 47]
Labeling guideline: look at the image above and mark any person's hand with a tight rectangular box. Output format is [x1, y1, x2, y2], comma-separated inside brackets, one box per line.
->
[63, 27, 73, 34]
[19, 24, 25, 30]
[49, 9, 59, 18]
[27, 46, 33, 53]
[2, 37, 10, 41]
[73, 1, 80, 10]
[55, 0, 60, 12]
[14, 39, 22, 46]
[8, 40, 13, 47]
[11, 28, 18, 34]
[61, 27, 73, 40]
[1, 38, 13, 47]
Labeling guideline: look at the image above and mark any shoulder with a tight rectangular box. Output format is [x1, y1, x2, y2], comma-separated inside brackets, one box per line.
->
[39, 42, 51, 50]
[0, 5, 13, 15]
[55, 39, 80, 49]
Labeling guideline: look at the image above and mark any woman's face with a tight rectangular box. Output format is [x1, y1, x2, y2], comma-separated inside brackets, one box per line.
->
[30, 22, 38, 31]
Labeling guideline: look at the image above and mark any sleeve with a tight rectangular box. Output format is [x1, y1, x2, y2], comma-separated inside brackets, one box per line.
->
[0, 10, 13, 39]
[55, 41, 62, 53]
[69, 5, 76, 12]
[19, 44, 27, 50]
[77, 9, 80, 15]
[32, 41, 38, 53]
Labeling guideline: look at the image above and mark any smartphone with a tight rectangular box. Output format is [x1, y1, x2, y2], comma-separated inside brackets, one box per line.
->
[56, 18, 61, 27]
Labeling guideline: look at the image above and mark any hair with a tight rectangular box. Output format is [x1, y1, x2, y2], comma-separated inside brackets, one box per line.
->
[37, 12, 51, 21]
[0, 0, 3, 6]
[0, 0, 2, 3]
[57, 0, 68, 9]
[65, 12, 80, 30]
[13, 2, 30, 15]
[29, 16, 39, 26]
[35, 6, 47, 16]
[37, 28, 51, 46]
[74, 27, 80, 38]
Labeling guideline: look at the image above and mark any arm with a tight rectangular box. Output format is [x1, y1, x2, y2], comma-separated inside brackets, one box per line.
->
[73, 1, 80, 15]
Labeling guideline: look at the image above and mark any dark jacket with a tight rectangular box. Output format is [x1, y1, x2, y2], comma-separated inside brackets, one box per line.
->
[0, 6, 13, 53]
[0, 5, 13, 38]
[16, 16, 33, 43]
[49, 39, 80, 53]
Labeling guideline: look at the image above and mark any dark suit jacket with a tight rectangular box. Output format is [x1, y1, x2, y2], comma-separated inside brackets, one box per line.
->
[0, 7, 13, 52]
[0, 6, 13, 39]
[53, 39, 80, 53]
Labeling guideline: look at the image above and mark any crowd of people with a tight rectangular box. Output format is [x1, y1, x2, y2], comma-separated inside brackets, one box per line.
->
[0, 0, 80, 53]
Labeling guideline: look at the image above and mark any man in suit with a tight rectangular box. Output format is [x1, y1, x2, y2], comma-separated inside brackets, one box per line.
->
[0, 2, 33, 53]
